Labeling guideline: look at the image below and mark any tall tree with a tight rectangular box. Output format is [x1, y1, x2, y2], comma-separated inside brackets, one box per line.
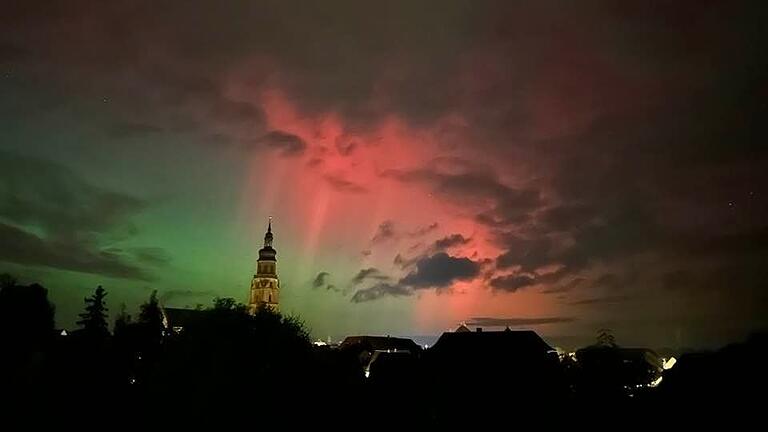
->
[113, 302, 132, 335]
[139, 290, 162, 328]
[138, 290, 164, 347]
[77, 286, 109, 339]
[0, 273, 17, 290]
[0, 276, 55, 348]
[0, 275, 55, 393]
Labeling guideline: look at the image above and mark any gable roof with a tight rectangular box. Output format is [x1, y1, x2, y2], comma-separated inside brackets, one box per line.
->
[455, 324, 471, 333]
[340, 335, 422, 353]
[430, 329, 555, 356]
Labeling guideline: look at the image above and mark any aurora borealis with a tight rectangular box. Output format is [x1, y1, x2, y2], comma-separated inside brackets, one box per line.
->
[1, 1, 766, 349]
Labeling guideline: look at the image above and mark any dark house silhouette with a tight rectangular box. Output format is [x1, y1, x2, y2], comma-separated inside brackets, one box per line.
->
[430, 327, 556, 357]
[339, 335, 422, 380]
[575, 345, 663, 396]
[425, 328, 564, 408]
[161, 307, 205, 334]
[340, 335, 422, 353]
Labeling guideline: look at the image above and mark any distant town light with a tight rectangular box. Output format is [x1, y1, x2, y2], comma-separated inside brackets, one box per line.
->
[650, 376, 663, 387]
[663, 356, 677, 370]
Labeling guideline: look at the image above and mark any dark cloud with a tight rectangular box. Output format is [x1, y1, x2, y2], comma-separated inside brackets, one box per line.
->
[352, 253, 482, 301]
[489, 274, 537, 292]
[393, 253, 418, 269]
[541, 277, 585, 294]
[324, 174, 367, 193]
[568, 295, 631, 306]
[385, 166, 541, 227]
[0, 152, 155, 280]
[130, 247, 171, 267]
[495, 235, 552, 272]
[0, 222, 150, 280]
[258, 130, 307, 156]
[312, 271, 330, 289]
[467, 316, 576, 327]
[107, 122, 164, 139]
[399, 252, 480, 289]
[0, 151, 145, 238]
[350, 282, 412, 303]
[351, 267, 390, 286]
[371, 220, 396, 243]
[432, 234, 470, 252]
[311, 271, 340, 292]
[539, 204, 595, 233]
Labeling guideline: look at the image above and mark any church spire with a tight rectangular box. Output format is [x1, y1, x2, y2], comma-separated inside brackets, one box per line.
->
[250, 215, 280, 314]
[264, 216, 273, 248]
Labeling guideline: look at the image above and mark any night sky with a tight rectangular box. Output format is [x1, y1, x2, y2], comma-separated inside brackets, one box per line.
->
[1, 1, 766, 349]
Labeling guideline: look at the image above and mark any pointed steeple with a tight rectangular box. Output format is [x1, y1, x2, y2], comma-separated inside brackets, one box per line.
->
[258, 216, 276, 261]
[264, 216, 273, 248]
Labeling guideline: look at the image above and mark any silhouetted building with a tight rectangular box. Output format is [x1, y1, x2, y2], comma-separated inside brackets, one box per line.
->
[365, 349, 418, 382]
[339, 335, 421, 382]
[618, 347, 664, 385]
[340, 335, 422, 354]
[575, 345, 664, 395]
[340, 335, 420, 367]
[430, 328, 557, 361]
[161, 306, 204, 334]
[425, 328, 563, 404]
[249, 217, 280, 314]
[454, 323, 471, 333]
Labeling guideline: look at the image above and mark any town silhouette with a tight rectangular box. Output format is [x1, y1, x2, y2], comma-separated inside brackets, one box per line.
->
[2, 273, 765, 424]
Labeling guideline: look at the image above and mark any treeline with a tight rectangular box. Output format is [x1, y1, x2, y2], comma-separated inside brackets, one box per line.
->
[1, 274, 766, 424]
[0, 275, 348, 419]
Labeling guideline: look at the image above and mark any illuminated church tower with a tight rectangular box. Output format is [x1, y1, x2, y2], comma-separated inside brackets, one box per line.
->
[248, 217, 280, 314]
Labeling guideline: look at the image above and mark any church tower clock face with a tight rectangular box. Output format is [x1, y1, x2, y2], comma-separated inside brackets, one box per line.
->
[248, 217, 280, 314]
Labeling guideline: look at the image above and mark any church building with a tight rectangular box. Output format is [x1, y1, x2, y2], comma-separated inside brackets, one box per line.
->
[248, 218, 280, 314]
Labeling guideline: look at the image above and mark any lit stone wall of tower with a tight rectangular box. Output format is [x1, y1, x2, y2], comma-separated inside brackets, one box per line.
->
[248, 218, 280, 314]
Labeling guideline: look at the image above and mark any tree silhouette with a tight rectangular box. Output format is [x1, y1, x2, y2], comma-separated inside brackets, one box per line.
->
[77, 286, 109, 339]
[113, 302, 132, 335]
[0, 273, 17, 290]
[145, 298, 314, 413]
[0, 275, 55, 350]
[212, 296, 246, 313]
[139, 290, 163, 332]
[0, 275, 56, 396]
[134, 289, 164, 368]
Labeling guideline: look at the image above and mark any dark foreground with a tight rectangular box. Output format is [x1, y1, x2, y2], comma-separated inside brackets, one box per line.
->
[1, 282, 766, 426]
